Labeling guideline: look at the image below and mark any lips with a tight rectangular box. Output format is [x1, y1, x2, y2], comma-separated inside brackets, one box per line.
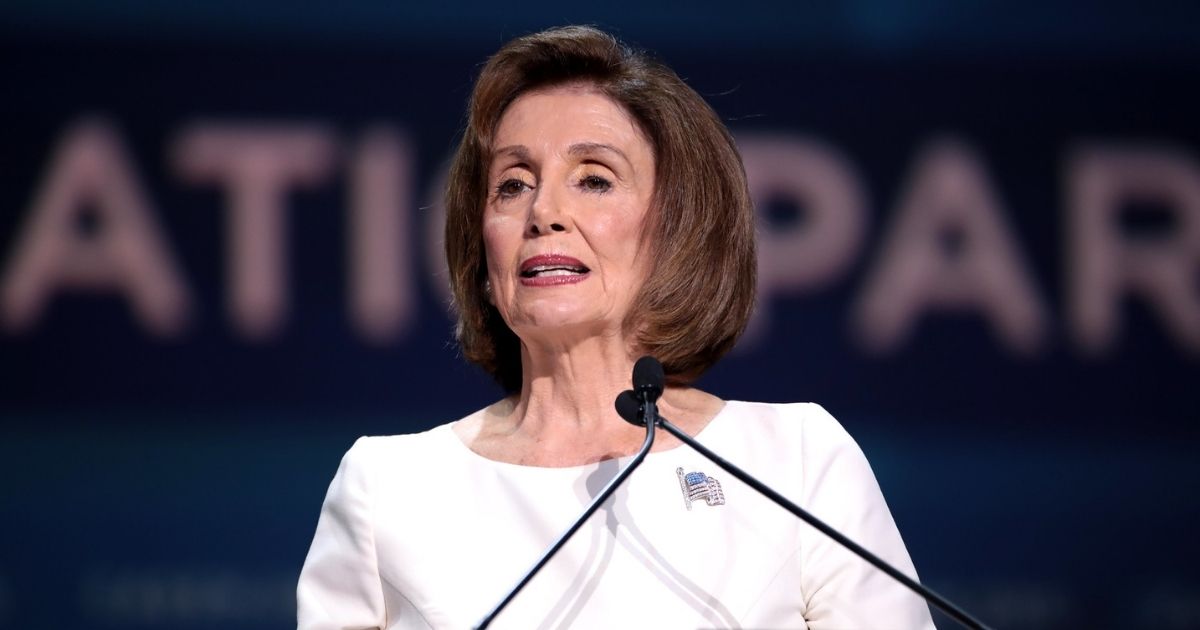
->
[519, 254, 590, 286]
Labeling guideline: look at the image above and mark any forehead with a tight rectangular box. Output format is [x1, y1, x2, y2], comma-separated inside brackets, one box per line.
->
[490, 85, 652, 160]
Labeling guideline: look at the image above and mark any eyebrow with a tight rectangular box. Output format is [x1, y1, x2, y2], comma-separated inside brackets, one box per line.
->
[492, 145, 532, 163]
[490, 142, 631, 166]
[566, 142, 630, 165]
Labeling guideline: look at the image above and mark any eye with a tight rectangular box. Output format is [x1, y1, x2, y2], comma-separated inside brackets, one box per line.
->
[579, 174, 612, 193]
[495, 178, 531, 199]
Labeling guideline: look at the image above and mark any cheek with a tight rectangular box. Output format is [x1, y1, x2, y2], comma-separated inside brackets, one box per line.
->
[481, 215, 519, 269]
[620, 203, 655, 287]
[603, 203, 651, 253]
[593, 206, 645, 245]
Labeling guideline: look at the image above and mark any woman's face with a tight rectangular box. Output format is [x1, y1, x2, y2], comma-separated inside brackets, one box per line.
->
[482, 84, 656, 347]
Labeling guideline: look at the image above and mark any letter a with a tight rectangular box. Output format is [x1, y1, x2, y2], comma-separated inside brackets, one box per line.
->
[1, 120, 191, 336]
[854, 139, 1047, 353]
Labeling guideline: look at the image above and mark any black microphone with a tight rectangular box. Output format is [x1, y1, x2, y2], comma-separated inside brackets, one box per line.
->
[615, 357, 991, 630]
[473, 360, 659, 629]
[615, 389, 643, 427]
[633, 355, 664, 402]
[631, 355, 664, 430]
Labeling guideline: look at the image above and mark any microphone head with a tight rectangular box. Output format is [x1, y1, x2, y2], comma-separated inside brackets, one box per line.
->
[632, 356, 665, 401]
[614, 390, 643, 426]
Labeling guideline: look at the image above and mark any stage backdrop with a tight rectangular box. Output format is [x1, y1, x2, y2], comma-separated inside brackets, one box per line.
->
[2, 4, 1199, 629]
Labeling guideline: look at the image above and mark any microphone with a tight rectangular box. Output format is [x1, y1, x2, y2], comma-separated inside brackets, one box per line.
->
[631, 355, 664, 430]
[473, 359, 660, 629]
[615, 357, 991, 630]
[633, 355, 664, 402]
[614, 389, 642, 427]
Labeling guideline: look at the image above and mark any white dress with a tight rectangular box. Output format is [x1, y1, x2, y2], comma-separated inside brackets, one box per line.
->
[297, 401, 936, 629]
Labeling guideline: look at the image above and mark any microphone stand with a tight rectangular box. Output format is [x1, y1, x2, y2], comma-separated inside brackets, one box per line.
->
[648, 406, 991, 630]
[473, 407, 657, 629]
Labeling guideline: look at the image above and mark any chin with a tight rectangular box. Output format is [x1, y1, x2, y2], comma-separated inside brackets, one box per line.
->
[510, 307, 614, 338]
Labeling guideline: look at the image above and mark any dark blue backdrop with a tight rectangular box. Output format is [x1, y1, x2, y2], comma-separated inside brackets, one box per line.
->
[2, 3, 1198, 629]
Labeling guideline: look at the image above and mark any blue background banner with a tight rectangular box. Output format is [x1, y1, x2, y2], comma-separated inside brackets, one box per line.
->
[2, 4, 1198, 628]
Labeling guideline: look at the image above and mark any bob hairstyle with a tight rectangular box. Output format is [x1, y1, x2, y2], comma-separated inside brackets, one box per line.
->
[445, 25, 756, 392]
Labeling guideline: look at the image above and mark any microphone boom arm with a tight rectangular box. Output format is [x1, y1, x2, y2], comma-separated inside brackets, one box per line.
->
[473, 410, 657, 629]
[652, 413, 991, 630]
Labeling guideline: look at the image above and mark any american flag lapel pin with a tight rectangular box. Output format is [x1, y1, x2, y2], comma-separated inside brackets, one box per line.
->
[676, 467, 725, 510]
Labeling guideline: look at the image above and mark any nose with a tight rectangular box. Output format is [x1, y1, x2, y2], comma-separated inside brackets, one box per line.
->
[526, 186, 571, 236]
[528, 220, 567, 236]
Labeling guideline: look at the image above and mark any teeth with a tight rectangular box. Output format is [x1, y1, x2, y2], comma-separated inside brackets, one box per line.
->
[525, 264, 587, 277]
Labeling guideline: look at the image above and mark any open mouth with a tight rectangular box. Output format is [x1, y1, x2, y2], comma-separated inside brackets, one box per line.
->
[520, 255, 591, 280]
[520, 264, 590, 278]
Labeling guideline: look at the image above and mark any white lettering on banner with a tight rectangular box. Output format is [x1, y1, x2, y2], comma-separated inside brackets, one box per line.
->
[348, 127, 415, 343]
[1068, 145, 1200, 352]
[3, 119, 1198, 358]
[0, 120, 192, 336]
[172, 123, 335, 339]
[738, 135, 867, 344]
[853, 138, 1049, 354]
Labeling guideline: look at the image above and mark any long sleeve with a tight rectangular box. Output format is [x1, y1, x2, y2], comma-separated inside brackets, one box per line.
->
[298, 437, 387, 630]
[797, 405, 936, 630]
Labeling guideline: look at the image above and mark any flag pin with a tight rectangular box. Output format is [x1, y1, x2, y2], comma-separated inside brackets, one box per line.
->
[677, 467, 725, 510]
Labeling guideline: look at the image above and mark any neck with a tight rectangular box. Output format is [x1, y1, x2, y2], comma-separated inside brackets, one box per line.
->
[457, 335, 725, 467]
[509, 336, 638, 452]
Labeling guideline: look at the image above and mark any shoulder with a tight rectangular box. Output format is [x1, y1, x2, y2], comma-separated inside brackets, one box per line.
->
[720, 401, 857, 450]
[337, 407, 484, 474]
[700, 401, 867, 488]
[345, 426, 445, 461]
[722, 401, 876, 490]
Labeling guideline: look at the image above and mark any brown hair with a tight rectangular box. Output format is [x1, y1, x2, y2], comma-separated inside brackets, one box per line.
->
[445, 25, 756, 392]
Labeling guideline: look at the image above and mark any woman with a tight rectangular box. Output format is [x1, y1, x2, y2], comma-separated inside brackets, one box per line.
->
[299, 26, 934, 629]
